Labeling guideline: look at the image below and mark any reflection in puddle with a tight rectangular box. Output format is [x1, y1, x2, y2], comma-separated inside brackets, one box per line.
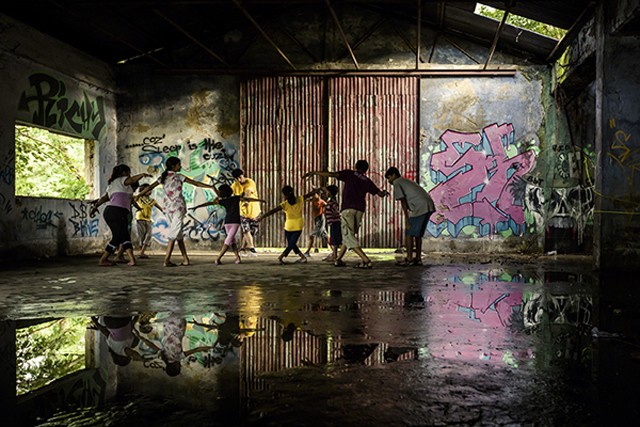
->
[6, 268, 639, 426]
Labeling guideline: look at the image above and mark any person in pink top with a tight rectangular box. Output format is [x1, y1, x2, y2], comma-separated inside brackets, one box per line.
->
[138, 157, 219, 267]
[90, 165, 150, 266]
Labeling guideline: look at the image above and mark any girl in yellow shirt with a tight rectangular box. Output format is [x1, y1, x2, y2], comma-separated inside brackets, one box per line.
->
[259, 185, 321, 264]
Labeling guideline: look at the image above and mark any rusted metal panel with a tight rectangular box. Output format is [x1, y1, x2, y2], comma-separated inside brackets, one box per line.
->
[241, 76, 327, 249]
[242, 76, 416, 249]
[329, 77, 418, 249]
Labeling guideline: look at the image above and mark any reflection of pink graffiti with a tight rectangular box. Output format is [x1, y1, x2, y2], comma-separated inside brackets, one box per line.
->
[429, 123, 536, 237]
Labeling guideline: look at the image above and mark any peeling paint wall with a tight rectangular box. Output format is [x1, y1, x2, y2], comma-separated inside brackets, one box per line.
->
[0, 13, 117, 259]
[117, 73, 240, 251]
[419, 71, 546, 252]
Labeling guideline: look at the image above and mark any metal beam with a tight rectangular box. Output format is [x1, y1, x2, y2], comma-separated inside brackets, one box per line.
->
[545, 1, 597, 63]
[325, 0, 359, 69]
[157, 68, 517, 77]
[271, 20, 320, 63]
[440, 34, 480, 64]
[232, 0, 297, 70]
[338, 17, 386, 62]
[416, 0, 421, 69]
[46, 0, 167, 66]
[153, 8, 230, 66]
[483, 1, 512, 70]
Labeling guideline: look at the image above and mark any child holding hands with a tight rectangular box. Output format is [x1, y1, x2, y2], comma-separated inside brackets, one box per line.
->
[191, 184, 265, 265]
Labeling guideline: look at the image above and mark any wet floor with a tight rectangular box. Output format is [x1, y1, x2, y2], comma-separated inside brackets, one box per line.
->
[2, 252, 639, 426]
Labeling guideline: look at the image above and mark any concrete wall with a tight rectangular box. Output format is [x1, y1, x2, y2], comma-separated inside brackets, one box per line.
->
[597, 2, 640, 269]
[0, 13, 117, 259]
[117, 72, 241, 250]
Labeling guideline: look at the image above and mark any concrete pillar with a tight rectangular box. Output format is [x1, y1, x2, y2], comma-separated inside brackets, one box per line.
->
[595, 2, 640, 270]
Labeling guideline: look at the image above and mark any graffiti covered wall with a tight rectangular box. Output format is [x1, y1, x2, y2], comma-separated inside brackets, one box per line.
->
[118, 74, 241, 250]
[419, 72, 546, 251]
[0, 13, 117, 259]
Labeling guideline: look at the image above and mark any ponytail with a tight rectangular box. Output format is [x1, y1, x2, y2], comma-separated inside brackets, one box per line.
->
[161, 157, 181, 184]
[282, 185, 297, 206]
[108, 164, 130, 184]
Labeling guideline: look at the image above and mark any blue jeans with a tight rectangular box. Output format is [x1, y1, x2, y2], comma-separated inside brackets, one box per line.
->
[283, 230, 303, 257]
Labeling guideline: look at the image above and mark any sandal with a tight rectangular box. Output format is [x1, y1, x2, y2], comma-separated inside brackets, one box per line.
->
[354, 261, 373, 269]
[410, 259, 423, 266]
[395, 258, 411, 266]
[334, 259, 346, 267]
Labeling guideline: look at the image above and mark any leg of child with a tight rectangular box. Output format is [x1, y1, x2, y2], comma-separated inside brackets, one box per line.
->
[289, 231, 306, 262]
[216, 245, 229, 264]
[177, 239, 189, 266]
[164, 239, 176, 266]
[305, 235, 314, 255]
[231, 243, 241, 264]
[125, 247, 136, 266]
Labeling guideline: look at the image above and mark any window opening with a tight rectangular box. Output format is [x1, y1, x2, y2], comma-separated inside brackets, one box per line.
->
[15, 124, 94, 199]
[475, 3, 567, 40]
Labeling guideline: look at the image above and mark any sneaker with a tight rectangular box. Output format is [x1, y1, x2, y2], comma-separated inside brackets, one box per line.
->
[247, 250, 258, 257]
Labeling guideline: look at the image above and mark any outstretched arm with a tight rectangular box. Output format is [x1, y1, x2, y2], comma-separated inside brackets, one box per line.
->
[184, 339, 219, 357]
[302, 171, 339, 180]
[184, 177, 221, 197]
[302, 188, 322, 200]
[190, 199, 219, 211]
[257, 205, 283, 222]
[132, 328, 161, 352]
[90, 195, 109, 218]
[240, 197, 266, 204]
[125, 173, 152, 186]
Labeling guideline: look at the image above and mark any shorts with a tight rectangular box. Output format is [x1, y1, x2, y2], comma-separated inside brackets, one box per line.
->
[137, 220, 153, 246]
[240, 216, 259, 236]
[165, 210, 185, 241]
[224, 223, 241, 246]
[340, 209, 363, 249]
[406, 212, 432, 237]
[310, 215, 328, 238]
[329, 221, 342, 247]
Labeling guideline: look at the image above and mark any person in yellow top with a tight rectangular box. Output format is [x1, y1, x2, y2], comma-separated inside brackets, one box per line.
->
[258, 185, 321, 265]
[133, 184, 163, 258]
[230, 169, 261, 257]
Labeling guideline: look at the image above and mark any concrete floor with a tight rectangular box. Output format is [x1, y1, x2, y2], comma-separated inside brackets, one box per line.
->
[3, 250, 640, 426]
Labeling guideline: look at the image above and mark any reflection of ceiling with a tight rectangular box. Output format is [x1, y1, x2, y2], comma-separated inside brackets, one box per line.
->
[0, 1, 596, 69]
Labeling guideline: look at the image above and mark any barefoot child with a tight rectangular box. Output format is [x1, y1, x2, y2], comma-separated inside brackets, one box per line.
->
[190, 184, 265, 265]
[258, 186, 321, 265]
[137, 156, 219, 267]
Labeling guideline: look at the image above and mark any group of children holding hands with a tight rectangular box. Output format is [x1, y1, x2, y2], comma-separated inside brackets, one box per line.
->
[91, 156, 434, 269]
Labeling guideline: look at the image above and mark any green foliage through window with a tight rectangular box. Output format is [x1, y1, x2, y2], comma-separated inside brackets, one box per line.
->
[475, 3, 567, 40]
[15, 125, 92, 199]
[16, 318, 88, 395]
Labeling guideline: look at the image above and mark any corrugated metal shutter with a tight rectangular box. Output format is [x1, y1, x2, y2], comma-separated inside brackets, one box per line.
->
[329, 77, 418, 248]
[241, 76, 417, 249]
[241, 76, 327, 249]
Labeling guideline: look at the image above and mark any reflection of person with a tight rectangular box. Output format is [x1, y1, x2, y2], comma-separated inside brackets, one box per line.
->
[138, 157, 219, 267]
[90, 316, 141, 366]
[385, 167, 435, 266]
[258, 186, 320, 264]
[304, 160, 388, 268]
[191, 184, 265, 265]
[134, 314, 217, 377]
[134, 184, 163, 259]
[305, 192, 327, 256]
[90, 165, 150, 266]
[231, 169, 261, 257]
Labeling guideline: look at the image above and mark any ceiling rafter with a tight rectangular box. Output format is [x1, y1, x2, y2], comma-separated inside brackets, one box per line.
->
[46, 0, 167, 66]
[153, 7, 230, 66]
[483, 0, 512, 70]
[232, 0, 297, 70]
[325, 0, 359, 69]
